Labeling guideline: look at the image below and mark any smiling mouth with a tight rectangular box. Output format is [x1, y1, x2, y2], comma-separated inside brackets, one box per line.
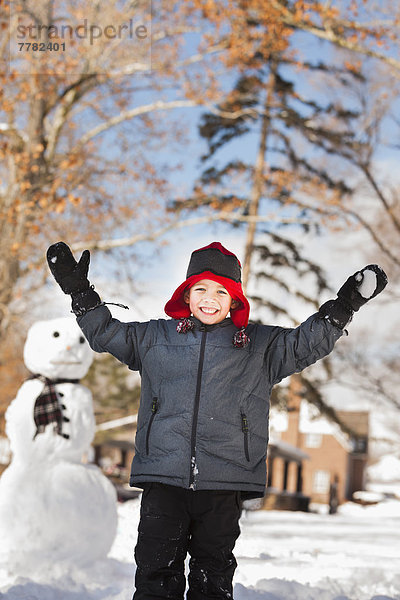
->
[200, 307, 218, 314]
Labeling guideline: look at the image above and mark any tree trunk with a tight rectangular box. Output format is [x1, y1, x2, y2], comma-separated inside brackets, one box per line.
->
[242, 62, 277, 292]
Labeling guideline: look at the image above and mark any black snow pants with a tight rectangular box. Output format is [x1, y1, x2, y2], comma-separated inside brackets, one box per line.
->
[133, 483, 242, 600]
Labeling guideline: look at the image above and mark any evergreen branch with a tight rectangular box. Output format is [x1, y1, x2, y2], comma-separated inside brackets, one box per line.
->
[299, 375, 357, 438]
[249, 295, 298, 324]
[288, 197, 400, 267]
[207, 106, 259, 120]
[360, 165, 400, 234]
[255, 271, 320, 309]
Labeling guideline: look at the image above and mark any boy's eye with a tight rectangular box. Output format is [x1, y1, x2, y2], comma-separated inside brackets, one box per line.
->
[218, 290, 227, 295]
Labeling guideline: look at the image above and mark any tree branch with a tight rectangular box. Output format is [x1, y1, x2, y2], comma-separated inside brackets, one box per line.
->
[0, 123, 28, 146]
[273, 1, 400, 74]
[361, 165, 400, 234]
[70, 210, 311, 252]
[152, 26, 201, 42]
[46, 88, 82, 161]
[109, 39, 229, 77]
[291, 196, 400, 267]
[72, 99, 200, 150]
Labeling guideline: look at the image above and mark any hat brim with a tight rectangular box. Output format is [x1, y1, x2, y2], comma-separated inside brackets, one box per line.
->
[164, 271, 250, 329]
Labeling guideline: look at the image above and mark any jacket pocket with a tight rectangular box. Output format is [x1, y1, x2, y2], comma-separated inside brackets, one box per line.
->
[241, 412, 250, 462]
[146, 398, 158, 455]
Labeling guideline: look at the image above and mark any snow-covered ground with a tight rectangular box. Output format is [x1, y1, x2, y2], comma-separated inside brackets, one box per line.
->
[1, 497, 399, 600]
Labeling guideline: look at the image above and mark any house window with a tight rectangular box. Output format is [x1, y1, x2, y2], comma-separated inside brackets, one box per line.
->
[305, 433, 322, 448]
[353, 437, 368, 454]
[313, 470, 330, 493]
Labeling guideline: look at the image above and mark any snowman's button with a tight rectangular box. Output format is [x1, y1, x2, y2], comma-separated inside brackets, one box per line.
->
[58, 392, 64, 397]
[61, 404, 67, 410]
[63, 417, 70, 422]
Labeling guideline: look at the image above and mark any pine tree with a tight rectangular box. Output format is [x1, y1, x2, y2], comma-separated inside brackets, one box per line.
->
[173, 47, 369, 429]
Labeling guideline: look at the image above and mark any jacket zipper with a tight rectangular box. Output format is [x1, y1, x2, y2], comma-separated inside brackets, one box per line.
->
[189, 328, 207, 489]
[145, 398, 158, 455]
[241, 412, 250, 462]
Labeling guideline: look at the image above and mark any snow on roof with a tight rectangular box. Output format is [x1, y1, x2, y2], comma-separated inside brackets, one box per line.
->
[270, 401, 360, 452]
[269, 408, 288, 433]
[299, 401, 352, 451]
[269, 439, 310, 463]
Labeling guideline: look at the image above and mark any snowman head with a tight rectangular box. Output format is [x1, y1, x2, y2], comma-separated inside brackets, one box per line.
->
[24, 318, 93, 380]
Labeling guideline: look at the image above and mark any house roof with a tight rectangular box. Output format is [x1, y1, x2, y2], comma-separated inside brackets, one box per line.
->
[270, 401, 368, 452]
[337, 411, 369, 438]
[269, 440, 310, 464]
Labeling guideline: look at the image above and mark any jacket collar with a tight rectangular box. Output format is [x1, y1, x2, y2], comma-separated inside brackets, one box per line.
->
[190, 316, 234, 331]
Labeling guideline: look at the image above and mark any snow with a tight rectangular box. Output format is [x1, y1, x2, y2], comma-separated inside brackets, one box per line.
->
[0, 318, 117, 573]
[1, 233, 398, 597]
[1, 307, 399, 597]
[368, 455, 400, 483]
[356, 269, 377, 299]
[269, 439, 309, 461]
[1, 497, 400, 599]
[367, 457, 400, 497]
[0, 438, 10, 465]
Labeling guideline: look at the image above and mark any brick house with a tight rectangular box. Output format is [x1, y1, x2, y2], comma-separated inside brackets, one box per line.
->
[268, 375, 369, 506]
[92, 377, 369, 508]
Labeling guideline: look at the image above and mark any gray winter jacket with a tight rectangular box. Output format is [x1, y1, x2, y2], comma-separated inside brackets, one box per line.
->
[78, 307, 343, 498]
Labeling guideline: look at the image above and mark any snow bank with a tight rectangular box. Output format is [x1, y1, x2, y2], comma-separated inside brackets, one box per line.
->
[1, 498, 400, 600]
[368, 456, 400, 483]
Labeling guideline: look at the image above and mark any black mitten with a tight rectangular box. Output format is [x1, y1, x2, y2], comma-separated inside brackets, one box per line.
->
[337, 264, 388, 312]
[47, 242, 101, 316]
[318, 299, 353, 330]
[47, 242, 91, 295]
[319, 264, 388, 329]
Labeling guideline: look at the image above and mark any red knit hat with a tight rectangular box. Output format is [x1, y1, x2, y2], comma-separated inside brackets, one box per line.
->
[164, 242, 250, 328]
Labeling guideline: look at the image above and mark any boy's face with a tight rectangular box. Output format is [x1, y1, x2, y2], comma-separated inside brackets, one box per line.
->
[184, 279, 238, 325]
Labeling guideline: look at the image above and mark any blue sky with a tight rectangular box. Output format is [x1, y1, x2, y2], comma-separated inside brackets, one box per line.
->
[39, 5, 399, 335]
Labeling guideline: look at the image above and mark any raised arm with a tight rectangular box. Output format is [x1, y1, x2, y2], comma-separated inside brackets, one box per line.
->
[265, 264, 388, 385]
[265, 314, 343, 385]
[319, 263, 387, 328]
[46, 242, 140, 370]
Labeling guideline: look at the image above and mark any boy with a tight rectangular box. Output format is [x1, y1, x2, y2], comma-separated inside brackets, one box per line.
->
[47, 240, 387, 600]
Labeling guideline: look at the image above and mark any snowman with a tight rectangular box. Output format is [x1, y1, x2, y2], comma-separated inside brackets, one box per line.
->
[0, 317, 117, 573]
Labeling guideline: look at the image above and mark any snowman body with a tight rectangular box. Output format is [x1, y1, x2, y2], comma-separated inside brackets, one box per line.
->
[0, 318, 117, 572]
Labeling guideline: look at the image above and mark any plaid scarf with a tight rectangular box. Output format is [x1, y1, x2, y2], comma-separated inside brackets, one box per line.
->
[30, 374, 79, 440]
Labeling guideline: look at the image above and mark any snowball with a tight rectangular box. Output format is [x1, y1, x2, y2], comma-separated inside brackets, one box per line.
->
[357, 269, 377, 299]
